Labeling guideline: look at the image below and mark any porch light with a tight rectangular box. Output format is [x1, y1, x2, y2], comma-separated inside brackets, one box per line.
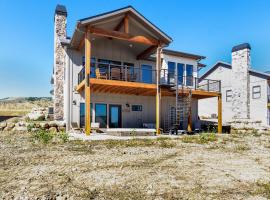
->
[126, 103, 130, 107]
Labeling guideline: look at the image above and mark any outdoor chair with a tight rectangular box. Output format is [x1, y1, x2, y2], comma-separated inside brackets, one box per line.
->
[96, 68, 108, 79]
[110, 67, 121, 80]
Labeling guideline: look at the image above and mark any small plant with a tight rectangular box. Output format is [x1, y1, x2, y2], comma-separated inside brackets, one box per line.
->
[252, 181, 270, 199]
[199, 133, 217, 144]
[32, 129, 54, 144]
[59, 132, 69, 143]
[27, 123, 35, 132]
[181, 133, 217, 144]
[234, 144, 250, 152]
[158, 140, 176, 148]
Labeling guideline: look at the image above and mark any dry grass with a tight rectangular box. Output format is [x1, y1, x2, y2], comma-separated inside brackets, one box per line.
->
[0, 131, 270, 199]
[0, 98, 52, 116]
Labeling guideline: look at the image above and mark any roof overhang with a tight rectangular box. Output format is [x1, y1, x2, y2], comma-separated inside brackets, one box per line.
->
[70, 6, 172, 49]
[162, 49, 206, 61]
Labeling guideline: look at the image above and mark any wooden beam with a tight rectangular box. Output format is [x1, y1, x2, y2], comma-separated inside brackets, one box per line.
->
[85, 30, 91, 135]
[156, 46, 162, 135]
[89, 27, 159, 46]
[124, 14, 129, 33]
[218, 94, 222, 133]
[78, 38, 85, 51]
[137, 45, 157, 60]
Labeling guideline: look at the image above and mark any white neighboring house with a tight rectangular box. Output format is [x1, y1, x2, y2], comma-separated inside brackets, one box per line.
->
[199, 43, 270, 127]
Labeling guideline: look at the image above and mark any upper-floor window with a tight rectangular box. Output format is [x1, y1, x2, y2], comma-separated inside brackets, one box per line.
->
[226, 90, 232, 102]
[252, 85, 261, 99]
[186, 64, 193, 86]
[177, 63, 184, 84]
[168, 61, 176, 84]
[141, 64, 152, 83]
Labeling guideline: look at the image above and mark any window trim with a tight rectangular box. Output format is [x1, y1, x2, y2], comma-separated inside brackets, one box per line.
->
[252, 85, 261, 99]
[226, 90, 232, 102]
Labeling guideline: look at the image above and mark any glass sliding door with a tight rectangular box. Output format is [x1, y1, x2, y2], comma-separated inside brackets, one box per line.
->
[141, 65, 152, 83]
[186, 64, 193, 86]
[80, 103, 93, 128]
[168, 62, 176, 85]
[95, 103, 107, 128]
[109, 105, 122, 128]
[177, 63, 184, 85]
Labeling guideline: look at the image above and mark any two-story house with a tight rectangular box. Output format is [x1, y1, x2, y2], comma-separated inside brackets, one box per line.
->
[199, 43, 270, 128]
[52, 5, 222, 135]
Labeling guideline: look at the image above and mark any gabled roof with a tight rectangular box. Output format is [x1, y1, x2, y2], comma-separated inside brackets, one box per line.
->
[200, 61, 231, 80]
[162, 49, 206, 60]
[75, 6, 172, 44]
[200, 61, 270, 80]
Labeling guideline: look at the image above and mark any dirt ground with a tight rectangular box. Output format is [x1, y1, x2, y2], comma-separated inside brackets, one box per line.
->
[0, 131, 270, 200]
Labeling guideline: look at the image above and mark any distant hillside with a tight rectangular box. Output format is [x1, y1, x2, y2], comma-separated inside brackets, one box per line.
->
[0, 97, 52, 116]
[0, 97, 52, 103]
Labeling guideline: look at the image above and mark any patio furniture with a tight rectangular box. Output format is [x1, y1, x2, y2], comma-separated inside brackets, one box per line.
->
[96, 68, 108, 79]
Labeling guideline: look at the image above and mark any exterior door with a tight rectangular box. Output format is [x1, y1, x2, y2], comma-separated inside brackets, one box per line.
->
[109, 105, 122, 128]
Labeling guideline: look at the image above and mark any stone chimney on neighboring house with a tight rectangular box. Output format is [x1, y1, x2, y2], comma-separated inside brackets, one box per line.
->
[231, 43, 251, 119]
[54, 5, 67, 120]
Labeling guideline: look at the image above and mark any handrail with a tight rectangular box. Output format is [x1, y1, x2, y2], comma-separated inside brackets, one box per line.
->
[78, 65, 221, 93]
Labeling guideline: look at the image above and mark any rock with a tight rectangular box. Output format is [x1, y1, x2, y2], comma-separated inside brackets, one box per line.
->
[27, 112, 45, 121]
[49, 127, 58, 133]
[40, 122, 50, 129]
[7, 123, 15, 129]
[31, 128, 39, 132]
[0, 122, 7, 128]
[13, 127, 27, 132]
[58, 127, 66, 132]
[49, 121, 58, 127]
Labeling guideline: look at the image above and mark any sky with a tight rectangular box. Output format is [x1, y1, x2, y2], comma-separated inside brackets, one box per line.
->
[0, 0, 270, 98]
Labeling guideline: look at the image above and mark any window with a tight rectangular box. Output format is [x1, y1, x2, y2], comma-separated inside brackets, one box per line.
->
[226, 90, 232, 102]
[167, 61, 176, 84]
[177, 63, 184, 84]
[141, 65, 152, 83]
[82, 57, 96, 78]
[186, 64, 193, 86]
[132, 105, 142, 111]
[95, 104, 107, 128]
[80, 103, 93, 128]
[253, 86, 261, 99]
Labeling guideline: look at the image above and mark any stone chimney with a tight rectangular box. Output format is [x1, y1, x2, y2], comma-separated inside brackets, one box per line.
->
[231, 43, 251, 119]
[54, 5, 67, 120]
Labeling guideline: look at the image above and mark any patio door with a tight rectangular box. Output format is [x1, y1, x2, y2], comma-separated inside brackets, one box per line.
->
[109, 105, 122, 128]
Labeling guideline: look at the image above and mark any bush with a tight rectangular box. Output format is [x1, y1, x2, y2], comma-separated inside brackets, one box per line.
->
[59, 132, 69, 143]
[32, 130, 54, 144]
[181, 133, 217, 144]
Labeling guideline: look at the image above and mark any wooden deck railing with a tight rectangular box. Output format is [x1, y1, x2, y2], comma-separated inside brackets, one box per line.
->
[78, 65, 221, 93]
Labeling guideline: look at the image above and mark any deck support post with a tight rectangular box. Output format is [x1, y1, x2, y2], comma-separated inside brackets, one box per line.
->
[85, 29, 91, 135]
[218, 94, 222, 133]
[187, 97, 192, 132]
[156, 45, 162, 135]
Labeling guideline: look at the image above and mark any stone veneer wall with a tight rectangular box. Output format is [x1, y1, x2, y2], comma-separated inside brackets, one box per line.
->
[231, 47, 251, 119]
[53, 9, 67, 120]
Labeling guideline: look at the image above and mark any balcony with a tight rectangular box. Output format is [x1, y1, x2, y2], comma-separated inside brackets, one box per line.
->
[77, 63, 221, 97]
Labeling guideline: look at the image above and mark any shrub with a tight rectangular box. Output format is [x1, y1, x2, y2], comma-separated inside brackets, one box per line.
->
[199, 133, 217, 144]
[32, 130, 54, 144]
[59, 132, 69, 143]
[181, 133, 217, 144]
